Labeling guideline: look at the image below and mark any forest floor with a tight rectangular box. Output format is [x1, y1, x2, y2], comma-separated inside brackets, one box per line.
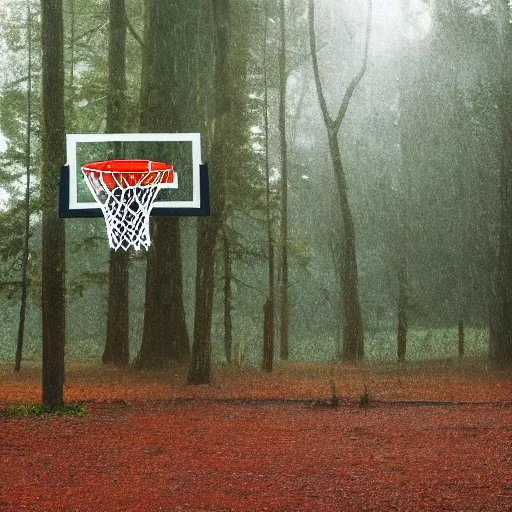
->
[0, 358, 511, 511]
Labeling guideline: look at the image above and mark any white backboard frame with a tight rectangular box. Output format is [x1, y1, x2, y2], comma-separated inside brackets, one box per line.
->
[66, 132, 202, 211]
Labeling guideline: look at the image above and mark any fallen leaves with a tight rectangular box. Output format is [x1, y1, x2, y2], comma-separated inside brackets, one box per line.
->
[0, 359, 511, 511]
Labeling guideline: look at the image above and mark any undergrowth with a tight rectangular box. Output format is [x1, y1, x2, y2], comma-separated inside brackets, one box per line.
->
[2, 402, 86, 418]
[359, 385, 371, 407]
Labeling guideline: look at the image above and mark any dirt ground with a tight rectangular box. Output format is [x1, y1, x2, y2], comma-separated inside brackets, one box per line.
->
[1, 359, 511, 511]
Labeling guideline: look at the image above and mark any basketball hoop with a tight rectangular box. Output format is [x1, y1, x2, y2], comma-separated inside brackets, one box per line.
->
[81, 159, 177, 251]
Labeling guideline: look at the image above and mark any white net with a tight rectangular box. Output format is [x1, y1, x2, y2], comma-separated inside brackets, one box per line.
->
[82, 169, 172, 251]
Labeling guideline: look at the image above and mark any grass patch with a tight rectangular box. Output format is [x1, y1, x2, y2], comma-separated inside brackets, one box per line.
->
[2, 402, 86, 418]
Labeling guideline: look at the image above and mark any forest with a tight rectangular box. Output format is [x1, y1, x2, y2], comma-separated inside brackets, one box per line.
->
[0, 0, 511, 406]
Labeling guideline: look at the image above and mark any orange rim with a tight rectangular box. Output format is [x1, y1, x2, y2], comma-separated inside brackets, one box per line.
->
[81, 160, 174, 189]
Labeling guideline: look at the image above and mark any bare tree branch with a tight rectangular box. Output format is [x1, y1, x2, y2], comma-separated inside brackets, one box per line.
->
[124, 6, 144, 47]
[309, 0, 373, 134]
[334, 0, 372, 132]
[73, 23, 108, 43]
[308, 0, 333, 128]
[285, 41, 327, 78]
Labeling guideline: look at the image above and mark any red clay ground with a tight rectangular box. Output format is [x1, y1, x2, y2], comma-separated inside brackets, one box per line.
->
[1, 359, 511, 511]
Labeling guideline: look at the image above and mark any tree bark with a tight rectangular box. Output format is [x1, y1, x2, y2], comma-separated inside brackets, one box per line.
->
[104, 250, 130, 365]
[222, 226, 233, 363]
[278, 0, 289, 361]
[397, 0, 411, 363]
[41, 0, 66, 407]
[262, 298, 274, 372]
[262, 0, 275, 372]
[188, 0, 230, 385]
[397, 260, 408, 362]
[458, 320, 464, 358]
[138, 217, 189, 366]
[15, 0, 33, 372]
[188, 216, 219, 383]
[309, 0, 370, 361]
[103, 0, 130, 367]
[137, 0, 190, 369]
[327, 132, 364, 360]
[490, 0, 512, 365]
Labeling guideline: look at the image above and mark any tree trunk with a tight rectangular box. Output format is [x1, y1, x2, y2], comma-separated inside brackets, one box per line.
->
[490, 0, 512, 365]
[278, 0, 289, 361]
[188, 216, 220, 383]
[222, 226, 232, 363]
[262, 299, 274, 372]
[262, 0, 275, 372]
[137, 0, 190, 369]
[137, 217, 189, 366]
[396, 0, 411, 364]
[66, 0, 76, 130]
[103, 0, 130, 367]
[458, 320, 464, 358]
[328, 132, 364, 360]
[397, 259, 408, 362]
[309, 0, 370, 361]
[188, 0, 230, 385]
[104, 250, 130, 365]
[41, 0, 66, 407]
[15, 0, 33, 372]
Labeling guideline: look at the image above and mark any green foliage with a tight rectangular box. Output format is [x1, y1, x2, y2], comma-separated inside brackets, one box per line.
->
[0, 0, 41, 172]
[69, 269, 108, 298]
[222, 0, 267, 216]
[2, 402, 86, 418]
[0, 203, 25, 262]
[288, 238, 311, 273]
[0, 1, 42, 312]
[0, 88, 27, 144]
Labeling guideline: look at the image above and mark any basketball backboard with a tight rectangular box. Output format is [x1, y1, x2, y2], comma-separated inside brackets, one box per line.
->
[59, 132, 209, 218]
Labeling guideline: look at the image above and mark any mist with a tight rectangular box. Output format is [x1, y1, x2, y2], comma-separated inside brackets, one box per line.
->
[0, 0, 509, 368]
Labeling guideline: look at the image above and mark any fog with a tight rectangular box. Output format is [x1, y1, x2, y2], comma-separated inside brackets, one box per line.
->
[0, 0, 509, 368]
